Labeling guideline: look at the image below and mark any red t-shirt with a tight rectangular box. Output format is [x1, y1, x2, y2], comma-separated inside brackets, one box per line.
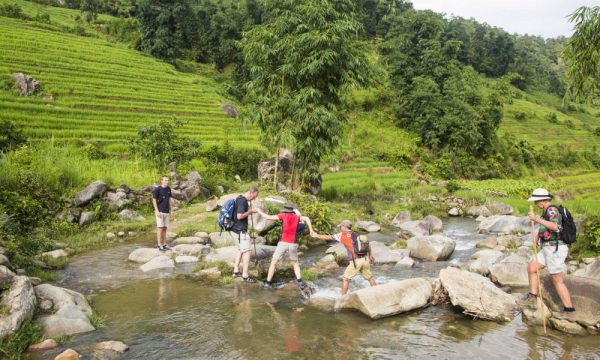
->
[278, 213, 300, 243]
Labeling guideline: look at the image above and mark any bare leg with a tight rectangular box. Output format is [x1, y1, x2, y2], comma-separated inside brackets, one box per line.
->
[266, 258, 278, 282]
[341, 279, 350, 295]
[292, 261, 301, 280]
[527, 261, 545, 295]
[242, 251, 251, 278]
[551, 273, 573, 308]
[161, 228, 167, 246]
[368, 278, 377, 287]
[233, 250, 242, 274]
[156, 228, 163, 247]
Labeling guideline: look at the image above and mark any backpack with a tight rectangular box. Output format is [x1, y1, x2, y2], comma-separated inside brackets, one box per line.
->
[351, 233, 370, 257]
[295, 221, 305, 242]
[217, 196, 240, 232]
[543, 205, 577, 245]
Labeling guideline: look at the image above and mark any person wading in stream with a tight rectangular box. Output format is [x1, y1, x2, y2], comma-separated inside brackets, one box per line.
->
[152, 175, 174, 251]
[231, 187, 259, 283]
[311, 220, 376, 295]
[517, 188, 576, 321]
[255, 204, 315, 291]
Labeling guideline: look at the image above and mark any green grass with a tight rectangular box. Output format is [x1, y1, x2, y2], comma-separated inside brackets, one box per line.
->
[0, 320, 42, 360]
[0, 14, 261, 153]
[301, 268, 317, 281]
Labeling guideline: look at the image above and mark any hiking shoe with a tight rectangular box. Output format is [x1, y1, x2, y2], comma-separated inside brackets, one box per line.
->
[242, 276, 257, 283]
[297, 280, 307, 290]
[232, 272, 242, 278]
[553, 310, 577, 322]
[162, 244, 171, 250]
[517, 293, 538, 309]
[158, 245, 166, 252]
[263, 282, 274, 289]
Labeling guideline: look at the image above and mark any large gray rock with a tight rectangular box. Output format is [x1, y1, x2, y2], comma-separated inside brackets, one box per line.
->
[209, 232, 236, 247]
[469, 249, 505, 276]
[486, 200, 514, 215]
[139, 256, 175, 272]
[397, 215, 443, 237]
[34, 284, 94, 337]
[206, 196, 218, 212]
[391, 211, 411, 227]
[217, 193, 241, 208]
[573, 258, 600, 281]
[204, 245, 276, 265]
[307, 294, 337, 313]
[338, 278, 433, 319]
[315, 254, 339, 271]
[257, 149, 294, 184]
[466, 205, 492, 217]
[12, 72, 39, 96]
[496, 234, 523, 247]
[173, 236, 205, 245]
[356, 221, 381, 233]
[488, 254, 529, 287]
[407, 235, 456, 261]
[74, 180, 108, 206]
[541, 274, 600, 327]
[105, 191, 130, 210]
[0, 254, 10, 267]
[369, 241, 409, 264]
[171, 244, 210, 256]
[119, 209, 145, 222]
[549, 317, 588, 335]
[325, 243, 347, 258]
[40, 249, 69, 259]
[128, 248, 164, 263]
[475, 236, 497, 249]
[0, 276, 36, 340]
[95, 340, 129, 353]
[250, 198, 276, 233]
[439, 267, 519, 322]
[175, 256, 199, 264]
[477, 215, 530, 234]
[78, 211, 95, 227]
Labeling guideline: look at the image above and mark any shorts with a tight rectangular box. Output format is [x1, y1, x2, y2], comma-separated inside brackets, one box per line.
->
[156, 212, 169, 228]
[272, 242, 299, 262]
[343, 257, 373, 280]
[230, 231, 252, 253]
[534, 244, 568, 274]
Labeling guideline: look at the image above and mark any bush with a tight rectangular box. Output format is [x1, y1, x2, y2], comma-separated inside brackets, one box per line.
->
[571, 215, 600, 259]
[287, 192, 333, 233]
[0, 321, 42, 360]
[0, 121, 27, 152]
[199, 141, 269, 181]
[514, 112, 527, 121]
[0, 3, 29, 20]
[546, 113, 559, 124]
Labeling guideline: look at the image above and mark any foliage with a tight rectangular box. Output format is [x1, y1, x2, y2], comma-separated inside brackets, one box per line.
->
[301, 268, 317, 281]
[128, 118, 201, 171]
[80, 0, 99, 22]
[242, 0, 371, 186]
[571, 215, 600, 258]
[88, 312, 106, 328]
[0, 121, 27, 152]
[287, 192, 333, 232]
[0, 2, 28, 19]
[0, 321, 42, 360]
[199, 141, 269, 181]
[563, 6, 600, 103]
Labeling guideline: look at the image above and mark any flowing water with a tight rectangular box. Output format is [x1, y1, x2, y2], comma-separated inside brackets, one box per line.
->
[25, 219, 599, 359]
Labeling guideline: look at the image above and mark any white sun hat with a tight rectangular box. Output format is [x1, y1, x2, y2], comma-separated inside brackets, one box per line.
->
[527, 188, 552, 201]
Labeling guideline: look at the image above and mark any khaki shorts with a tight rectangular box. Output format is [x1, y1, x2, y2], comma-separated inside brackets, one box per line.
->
[230, 231, 252, 253]
[156, 212, 169, 228]
[272, 241, 299, 262]
[534, 244, 568, 274]
[343, 257, 372, 280]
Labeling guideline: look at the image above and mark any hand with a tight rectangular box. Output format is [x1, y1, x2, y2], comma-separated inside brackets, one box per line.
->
[369, 256, 375, 263]
[250, 208, 258, 214]
[310, 231, 317, 238]
[528, 212, 537, 222]
[155, 210, 160, 217]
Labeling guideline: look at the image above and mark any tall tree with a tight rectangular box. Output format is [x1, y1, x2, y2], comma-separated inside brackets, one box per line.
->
[563, 6, 600, 103]
[242, 0, 371, 191]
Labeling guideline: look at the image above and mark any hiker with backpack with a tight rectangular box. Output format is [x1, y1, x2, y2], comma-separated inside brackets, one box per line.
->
[218, 187, 260, 283]
[255, 204, 314, 291]
[518, 188, 577, 321]
[310, 220, 376, 295]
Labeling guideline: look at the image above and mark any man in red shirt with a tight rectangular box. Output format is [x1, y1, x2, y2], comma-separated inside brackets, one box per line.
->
[256, 204, 314, 290]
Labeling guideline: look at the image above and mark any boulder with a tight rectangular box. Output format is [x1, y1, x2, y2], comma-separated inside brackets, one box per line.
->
[27, 338, 59, 352]
[217, 193, 241, 208]
[95, 340, 129, 353]
[369, 241, 409, 264]
[439, 267, 519, 322]
[422, 215, 443, 233]
[466, 205, 492, 217]
[173, 236, 205, 245]
[391, 211, 411, 227]
[477, 215, 530, 234]
[55, 349, 80, 360]
[325, 243, 347, 259]
[307, 294, 337, 313]
[338, 278, 433, 319]
[34, 285, 94, 337]
[172, 244, 209, 256]
[0, 276, 37, 340]
[469, 249, 505, 276]
[356, 221, 381, 233]
[475, 236, 497, 249]
[209, 232, 236, 247]
[206, 196, 219, 212]
[486, 200, 514, 215]
[0, 254, 10, 267]
[198, 267, 221, 279]
[167, 232, 178, 240]
[106, 232, 116, 239]
[119, 209, 145, 222]
[496, 234, 522, 247]
[105, 191, 129, 210]
[448, 207, 462, 216]
[139, 255, 175, 272]
[78, 211, 95, 227]
[12, 72, 40, 96]
[395, 257, 415, 268]
[175, 256, 200, 264]
[41, 249, 69, 259]
[407, 235, 456, 261]
[517, 246, 532, 258]
[430, 278, 449, 305]
[128, 248, 163, 263]
[315, 254, 339, 271]
[488, 254, 529, 287]
[194, 232, 210, 241]
[521, 297, 551, 326]
[74, 180, 108, 206]
[397, 215, 443, 237]
[549, 317, 588, 335]
[204, 245, 276, 265]
[250, 198, 276, 233]
[220, 104, 237, 118]
[257, 149, 294, 184]
[573, 258, 600, 281]
[541, 274, 600, 327]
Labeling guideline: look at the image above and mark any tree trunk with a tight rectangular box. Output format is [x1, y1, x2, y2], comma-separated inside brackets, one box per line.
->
[289, 155, 297, 191]
[274, 147, 280, 190]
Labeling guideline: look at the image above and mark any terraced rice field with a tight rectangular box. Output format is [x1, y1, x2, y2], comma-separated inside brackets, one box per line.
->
[0, 16, 261, 151]
[557, 172, 600, 201]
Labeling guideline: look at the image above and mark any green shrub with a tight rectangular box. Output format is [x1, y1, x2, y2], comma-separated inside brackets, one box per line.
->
[0, 321, 42, 360]
[0, 121, 27, 152]
[198, 141, 269, 181]
[514, 112, 527, 121]
[571, 215, 600, 259]
[0, 3, 29, 20]
[546, 113, 559, 124]
[287, 192, 333, 232]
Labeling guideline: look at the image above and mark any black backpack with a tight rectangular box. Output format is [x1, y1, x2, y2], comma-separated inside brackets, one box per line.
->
[351, 232, 370, 257]
[544, 205, 576, 245]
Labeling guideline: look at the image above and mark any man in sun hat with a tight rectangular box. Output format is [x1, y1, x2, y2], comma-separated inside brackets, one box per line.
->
[256, 204, 315, 290]
[518, 188, 576, 320]
[311, 219, 376, 295]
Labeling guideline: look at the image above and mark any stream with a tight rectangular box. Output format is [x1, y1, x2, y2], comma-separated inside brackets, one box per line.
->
[25, 218, 600, 359]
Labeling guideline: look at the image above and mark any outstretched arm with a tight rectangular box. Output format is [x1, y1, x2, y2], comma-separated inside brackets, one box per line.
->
[256, 208, 279, 221]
